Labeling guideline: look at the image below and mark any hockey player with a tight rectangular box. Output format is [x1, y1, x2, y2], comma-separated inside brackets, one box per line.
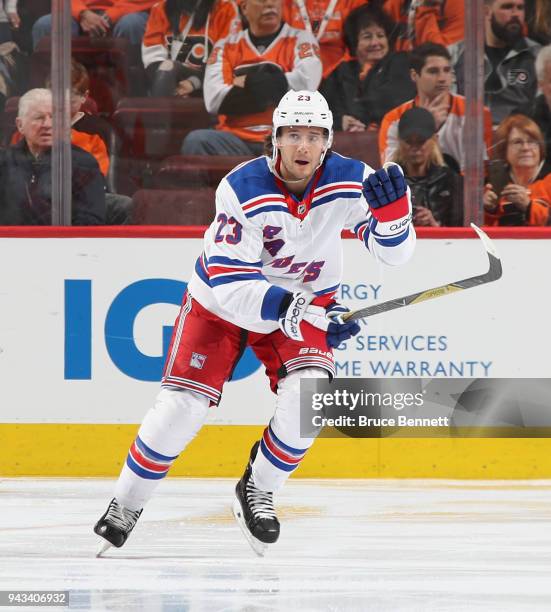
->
[94, 90, 416, 556]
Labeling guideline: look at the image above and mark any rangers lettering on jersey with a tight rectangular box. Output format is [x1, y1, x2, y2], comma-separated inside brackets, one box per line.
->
[187, 153, 415, 333]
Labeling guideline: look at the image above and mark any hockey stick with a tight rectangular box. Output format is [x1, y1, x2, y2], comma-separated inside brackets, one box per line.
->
[342, 224, 502, 322]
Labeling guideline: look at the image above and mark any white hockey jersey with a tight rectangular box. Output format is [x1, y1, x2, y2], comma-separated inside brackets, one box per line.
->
[187, 153, 416, 333]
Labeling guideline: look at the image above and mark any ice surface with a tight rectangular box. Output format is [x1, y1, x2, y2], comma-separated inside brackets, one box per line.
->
[1, 478, 551, 611]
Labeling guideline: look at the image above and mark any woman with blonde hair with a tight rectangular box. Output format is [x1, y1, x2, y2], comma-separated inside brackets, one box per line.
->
[484, 114, 550, 226]
[392, 107, 463, 227]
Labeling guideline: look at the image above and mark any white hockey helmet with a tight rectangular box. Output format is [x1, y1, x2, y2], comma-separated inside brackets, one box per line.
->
[271, 90, 334, 163]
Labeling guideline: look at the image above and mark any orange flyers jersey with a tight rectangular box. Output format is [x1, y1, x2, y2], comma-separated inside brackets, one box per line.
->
[415, 0, 464, 48]
[142, 0, 241, 70]
[283, 0, 365, 77]
[384, 0, 464, 50]
[379, 95, 493, 171]
[204, 24, 322, 142]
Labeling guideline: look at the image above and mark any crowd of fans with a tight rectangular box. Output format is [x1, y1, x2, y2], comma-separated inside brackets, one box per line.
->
[0, 0, 550, 226]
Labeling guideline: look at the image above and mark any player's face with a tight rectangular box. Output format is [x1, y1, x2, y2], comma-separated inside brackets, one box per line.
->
[506, 127, 541, 170]
[412, 56, 453, 99]
[277, 126, 327, 182]
[356, 25, 389, 65]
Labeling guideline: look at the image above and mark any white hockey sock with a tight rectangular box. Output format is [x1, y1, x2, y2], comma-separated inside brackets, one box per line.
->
[114, 387, 209, 510]
[252, 368, 325, 492]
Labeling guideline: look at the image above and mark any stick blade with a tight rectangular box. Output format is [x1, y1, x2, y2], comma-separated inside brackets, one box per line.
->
[470, 223, 502, 281]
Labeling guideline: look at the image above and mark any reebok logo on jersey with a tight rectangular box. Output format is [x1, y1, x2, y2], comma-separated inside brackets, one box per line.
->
[190, 352, 207, 369]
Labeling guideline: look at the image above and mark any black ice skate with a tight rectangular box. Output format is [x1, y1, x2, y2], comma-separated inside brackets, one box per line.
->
[232, 441, 280, 556]
[93, 497, 143, 557]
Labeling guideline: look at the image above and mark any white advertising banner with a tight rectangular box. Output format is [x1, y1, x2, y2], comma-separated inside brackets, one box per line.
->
[0, 236, 549, 425]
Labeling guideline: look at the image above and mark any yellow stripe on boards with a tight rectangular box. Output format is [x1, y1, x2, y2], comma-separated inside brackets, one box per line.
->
[1, 424, 551, 478]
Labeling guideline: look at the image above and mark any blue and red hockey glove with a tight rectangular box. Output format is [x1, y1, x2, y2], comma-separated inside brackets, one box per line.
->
[362, 162, 412, 243]
[278, 293, 360, 349]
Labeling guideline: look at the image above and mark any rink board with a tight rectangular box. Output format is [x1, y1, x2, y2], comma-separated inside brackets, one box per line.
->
[1, 227, 550, 477]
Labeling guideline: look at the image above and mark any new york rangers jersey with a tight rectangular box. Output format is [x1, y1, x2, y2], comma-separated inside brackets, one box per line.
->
[187, 152, 415, 334]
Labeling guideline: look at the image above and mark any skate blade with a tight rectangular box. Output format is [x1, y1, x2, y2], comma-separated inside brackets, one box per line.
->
[232, 497, 268, 557]
[95, 538, 113, 558]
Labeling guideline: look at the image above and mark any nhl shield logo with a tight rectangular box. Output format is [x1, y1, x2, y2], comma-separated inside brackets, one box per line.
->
[190, 352, 207, 369]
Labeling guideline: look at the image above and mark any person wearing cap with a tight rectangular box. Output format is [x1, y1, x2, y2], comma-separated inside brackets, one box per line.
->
[93, 89, 416, 558]
[391, 106, 464, 226]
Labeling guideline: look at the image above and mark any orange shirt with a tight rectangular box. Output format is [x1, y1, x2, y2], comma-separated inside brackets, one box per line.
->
[283, 0, 364, 77]
[71, 0, 157, 24]
[384, 0, 464, 50]
[415, 0, 464, 48]
[142, 0, 240, 69]
[485, 173, 551, 226]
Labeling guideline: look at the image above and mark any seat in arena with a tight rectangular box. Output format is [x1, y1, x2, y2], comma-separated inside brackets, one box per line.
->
[155, 155, 252, 189]
[131, 188, 216, 225]
[332, 130, 381, 169]
[112, 97, 212, 195]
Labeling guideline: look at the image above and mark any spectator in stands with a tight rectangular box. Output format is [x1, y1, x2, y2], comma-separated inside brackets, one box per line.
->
[453, 0, 541, 125]
[143, 0, 241, 97]
[391, 107, 463, 226]
[379, 42, 493, 171]
[0, 1, 19, 43]
[66, 60, 132, 224]
[384, 0, 464, 50]
[414, 0, 464, 49]
[283, 0, 364, 78]
[321, 3, 416, 131]
[32, 0, 157, 64]
[484, 114, 549, 225]
[0, 88, 105, 225]
[7, 60, 131, 222]
[514, 44, 551, 164]
[181, 0, 322, 156]
[526, 0, 551, 46]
